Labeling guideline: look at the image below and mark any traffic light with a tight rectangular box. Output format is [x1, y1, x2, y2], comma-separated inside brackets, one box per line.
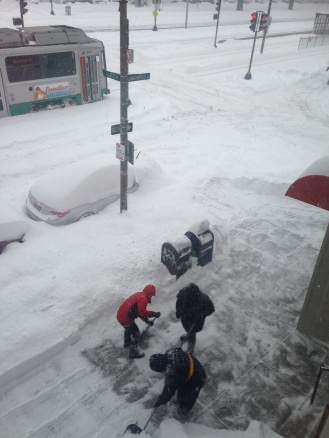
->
[249, 12, 258, 32]
[249, 11, 268, 33]
[20, 0, 28, 16]
[215, 0, 221, 12]
[259, 13, 269, 31]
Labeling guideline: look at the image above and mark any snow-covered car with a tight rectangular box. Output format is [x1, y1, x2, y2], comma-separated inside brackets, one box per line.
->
[0, 221, 28, 254]
[26, 157, 137, 225]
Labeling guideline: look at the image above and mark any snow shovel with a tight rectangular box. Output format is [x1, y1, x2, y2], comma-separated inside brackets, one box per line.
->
[140, 317, 157, 339]
[178, 322, 196, 348]
[310, 363, 329, 404]
[124, 407, 156, 435]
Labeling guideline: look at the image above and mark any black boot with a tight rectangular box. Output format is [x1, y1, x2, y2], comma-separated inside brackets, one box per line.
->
[129, 345, 145, 359]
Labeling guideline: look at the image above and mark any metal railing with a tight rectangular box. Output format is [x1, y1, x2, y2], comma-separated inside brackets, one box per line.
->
[298, 34, 329, 49]
[314, 13, 329, 35]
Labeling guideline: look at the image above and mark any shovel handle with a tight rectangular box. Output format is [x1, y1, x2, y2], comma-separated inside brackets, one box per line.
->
[143, 407, 157, 431]
[311, 367, 323, 405]
[179, 322, 197, 347]
[310, 364, 329, 405]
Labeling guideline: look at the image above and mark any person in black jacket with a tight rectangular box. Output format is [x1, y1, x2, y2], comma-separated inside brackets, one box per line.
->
[149, 347, 206, 415]
[176, 283, 215, 352]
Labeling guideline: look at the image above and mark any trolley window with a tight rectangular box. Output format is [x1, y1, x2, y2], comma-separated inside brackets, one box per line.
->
[6, 52, 76, 83]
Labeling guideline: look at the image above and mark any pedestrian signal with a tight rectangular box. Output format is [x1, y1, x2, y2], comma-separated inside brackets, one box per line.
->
[259, 13, 269, 31]
[13, 17, 23, 26]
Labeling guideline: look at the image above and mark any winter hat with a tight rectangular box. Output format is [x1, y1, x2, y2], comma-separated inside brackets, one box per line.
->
[166, 348, 189, 369]
[189, 283, 200, 296]
[143, 284, 156, 302]
[149, 353, 167, 373]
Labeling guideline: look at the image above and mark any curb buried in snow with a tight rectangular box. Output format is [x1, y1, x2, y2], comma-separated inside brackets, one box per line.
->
[0, 331, 81, 393]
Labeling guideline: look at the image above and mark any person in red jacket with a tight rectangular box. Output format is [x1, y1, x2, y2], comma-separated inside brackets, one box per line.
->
[117, 284, 161, 359]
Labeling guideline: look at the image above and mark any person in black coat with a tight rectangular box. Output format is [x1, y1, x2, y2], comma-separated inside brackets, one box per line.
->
[176, 283, 215, 352]
[149, 347, 206, 415]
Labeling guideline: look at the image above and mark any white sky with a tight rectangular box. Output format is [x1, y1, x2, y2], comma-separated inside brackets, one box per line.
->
[1, 1, 329, 437]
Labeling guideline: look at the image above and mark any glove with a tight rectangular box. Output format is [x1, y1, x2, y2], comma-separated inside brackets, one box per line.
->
[153, 312, 161, 318]
[146, 319, 154, 326]
[154, 398, 163, 408]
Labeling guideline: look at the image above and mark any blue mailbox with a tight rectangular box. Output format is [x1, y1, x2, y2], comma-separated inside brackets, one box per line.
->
[185, 220, 214, 267]
[161, 236, 192, 279]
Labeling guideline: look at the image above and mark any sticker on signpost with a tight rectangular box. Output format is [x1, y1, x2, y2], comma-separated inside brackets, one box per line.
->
[127, 49, 134, 64]
[116, 143, 126, 161]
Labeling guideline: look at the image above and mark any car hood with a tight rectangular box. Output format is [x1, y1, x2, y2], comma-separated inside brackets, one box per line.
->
[29, 157, 136, 211]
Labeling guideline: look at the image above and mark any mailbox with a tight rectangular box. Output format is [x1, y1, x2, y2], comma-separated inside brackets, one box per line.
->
[185, 220, 214, 267]
[161, 236, 192, 279]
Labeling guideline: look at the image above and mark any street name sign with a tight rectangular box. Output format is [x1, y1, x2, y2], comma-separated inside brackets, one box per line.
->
[111, 122, 133, 135]
[103, 70, 121, 81]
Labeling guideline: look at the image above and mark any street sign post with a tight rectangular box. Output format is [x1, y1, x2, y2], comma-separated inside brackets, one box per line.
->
[115, 0, 150, 212]
[153, 8, 158, 31]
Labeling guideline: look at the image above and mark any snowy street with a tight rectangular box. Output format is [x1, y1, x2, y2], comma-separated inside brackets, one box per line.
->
[1, 1, 329, 437]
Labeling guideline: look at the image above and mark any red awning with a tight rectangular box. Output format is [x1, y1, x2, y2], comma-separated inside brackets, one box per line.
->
[286, 156, 329, 212]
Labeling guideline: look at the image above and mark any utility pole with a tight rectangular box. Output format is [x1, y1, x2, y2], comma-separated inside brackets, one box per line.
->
[50, 0, 55, 15]
[119, 0, 129, 212]
[260, 0, 272, 54]
[185, 0, 190, 29]
[213, 0, 221, 48]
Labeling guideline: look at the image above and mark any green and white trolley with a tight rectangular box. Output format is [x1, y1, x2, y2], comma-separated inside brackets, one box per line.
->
[0, 25, 109, 117]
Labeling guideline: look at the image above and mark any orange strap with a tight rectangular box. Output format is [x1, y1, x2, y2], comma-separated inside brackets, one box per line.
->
[187, 353, 195, 381]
